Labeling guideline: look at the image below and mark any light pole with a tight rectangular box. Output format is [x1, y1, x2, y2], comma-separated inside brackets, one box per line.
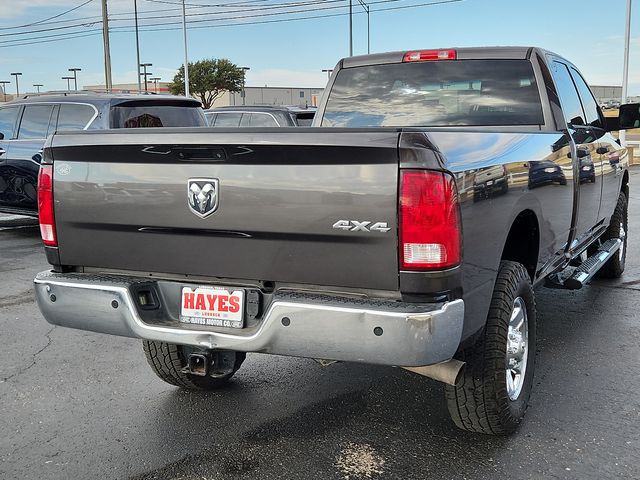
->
[101, 0, 112, 91]
[241, 67, 250, 105]
[0, 81, 9, 102]
[10, 73, 22, 96]
[62, 76, 74, 91]
[620, 0, 632, 146]
[134, 0, 142, 92]
[322, 69, 334, 80]
[349, 0, 353, 56]
[181, 0, 190, 97]
[69, 68, 81, 91]
[33, 84, 43, 94]
[150, 77, 160, 93]
[140, 63, 152, 92]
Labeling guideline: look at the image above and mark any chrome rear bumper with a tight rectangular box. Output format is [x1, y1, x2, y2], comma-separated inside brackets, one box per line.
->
[34, 271, 464, 367]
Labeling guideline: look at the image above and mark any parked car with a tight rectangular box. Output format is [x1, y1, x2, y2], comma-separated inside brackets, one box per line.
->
[473, 164, 509, 201]
[204, 105, 316, 127]
[34, 47, 637, 435]
[528, 159, 567, 188]
[0, 93, 206, 216]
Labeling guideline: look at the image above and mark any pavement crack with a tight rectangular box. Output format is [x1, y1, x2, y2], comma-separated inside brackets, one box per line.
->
[0, 325, 56, 383]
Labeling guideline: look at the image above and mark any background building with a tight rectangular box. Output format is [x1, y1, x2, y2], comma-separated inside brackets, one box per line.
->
[591, 85, 623, 103]
[212, 86, 324, 108]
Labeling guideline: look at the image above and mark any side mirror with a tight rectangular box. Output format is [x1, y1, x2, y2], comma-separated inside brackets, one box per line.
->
[606, 103, 640, 131]
[0, 132, 4, 140]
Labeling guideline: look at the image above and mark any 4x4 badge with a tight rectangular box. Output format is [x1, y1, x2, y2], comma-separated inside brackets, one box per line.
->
[187, 178, 219, 218]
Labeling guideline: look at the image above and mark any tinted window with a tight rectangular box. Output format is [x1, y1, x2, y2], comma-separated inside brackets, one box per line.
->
[294, 112, 315, 126]
[57, 104, 95, 130]
[550, 62, 585, 126]
[322, 59, 544, 127]
[213, 112, 242, 127]
[18, 104, 55, 139]
[110, 104, 206, 128]
[0, 106, 19, 139]
[569, 68, 603, 129]
[247, 113, 279, 127]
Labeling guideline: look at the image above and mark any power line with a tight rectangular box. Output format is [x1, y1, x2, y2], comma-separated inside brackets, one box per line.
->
[0, 0, 95, 30]
[0, 0, 461, 47]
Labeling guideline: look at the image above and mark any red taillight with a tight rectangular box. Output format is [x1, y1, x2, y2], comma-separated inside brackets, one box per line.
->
[403, 49, 457, 62]
[38, 165, 57, 247]
[399, 170, 461, 270]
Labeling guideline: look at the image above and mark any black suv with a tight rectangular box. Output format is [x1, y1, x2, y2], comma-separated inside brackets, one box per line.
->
[205, 105, 316, 127]
[0, 93, 206, 216]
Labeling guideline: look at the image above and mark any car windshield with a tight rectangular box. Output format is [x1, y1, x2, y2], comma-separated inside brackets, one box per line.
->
[322, 59, 544, 127]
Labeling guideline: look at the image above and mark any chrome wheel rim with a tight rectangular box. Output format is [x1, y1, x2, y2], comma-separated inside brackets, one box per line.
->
[619, 222, 626, 263]
[506, 297, 529, 401]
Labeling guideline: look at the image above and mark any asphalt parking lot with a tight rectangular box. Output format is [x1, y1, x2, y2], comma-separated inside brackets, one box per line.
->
[1, 172, 640, 480]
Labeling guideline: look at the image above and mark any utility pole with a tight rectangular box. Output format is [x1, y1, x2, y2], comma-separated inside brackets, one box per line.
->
[349, 0, 353, 56]
[357, 0, 370, 54]
[620, 0, 632, 146]
[10, 73, 22, 96]
[69, 68, 81, 91]
[33, 84, 43, 94]
[181, 0, 190, 97]
[134, 0, 142, 92]
[101, 0, 112, 91]
[0, 81, 9, 101]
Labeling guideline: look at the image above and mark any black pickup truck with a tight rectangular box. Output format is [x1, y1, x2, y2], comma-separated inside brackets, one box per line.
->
[33, 47, 639, 434]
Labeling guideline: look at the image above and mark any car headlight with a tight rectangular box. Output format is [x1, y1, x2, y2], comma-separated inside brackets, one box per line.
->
[544, 167, 556, 173]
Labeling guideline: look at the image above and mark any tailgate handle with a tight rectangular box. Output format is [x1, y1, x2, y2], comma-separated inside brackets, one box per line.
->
[173, 147, 227, 161]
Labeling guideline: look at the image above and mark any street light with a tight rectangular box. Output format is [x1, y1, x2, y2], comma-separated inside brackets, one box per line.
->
[322, 69, 334, 80]
[241, 66, 250, 105]
[357, 0, 370, 54]
[0, 81, 9, 102]
[68, 68, 81, 91]
[10, 73, 22, 96]
[150, 77, 161, 94]
[62, 76, 74, 91]
[140, 63, 152, 92]
[33, 84, 44, 94]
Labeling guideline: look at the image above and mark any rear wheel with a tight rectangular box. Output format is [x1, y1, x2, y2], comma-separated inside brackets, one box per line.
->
[143, 340, 245, 390]
[595, 192, 627, 279]
[445, 260, 536, 435]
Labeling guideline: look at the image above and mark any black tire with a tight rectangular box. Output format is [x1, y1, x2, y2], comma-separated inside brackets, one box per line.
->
[142, 340, 245, 390]
[595, 192, 627, 279]
[445, 261, 536, 435]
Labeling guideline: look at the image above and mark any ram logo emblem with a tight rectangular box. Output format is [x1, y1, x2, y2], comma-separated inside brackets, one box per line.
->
[187, 178, 219, 218]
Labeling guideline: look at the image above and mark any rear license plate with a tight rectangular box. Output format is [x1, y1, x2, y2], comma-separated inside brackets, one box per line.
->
[180, 286, 244, 328]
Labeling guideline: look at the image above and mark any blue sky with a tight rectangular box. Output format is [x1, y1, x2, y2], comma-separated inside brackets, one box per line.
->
[0, 0, 638, 95]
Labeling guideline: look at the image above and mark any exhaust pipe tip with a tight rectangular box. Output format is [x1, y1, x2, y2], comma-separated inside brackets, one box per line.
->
[402, 359, 466, 386]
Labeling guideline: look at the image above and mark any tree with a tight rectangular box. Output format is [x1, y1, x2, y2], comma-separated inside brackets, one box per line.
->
[169, 58, 245, 109]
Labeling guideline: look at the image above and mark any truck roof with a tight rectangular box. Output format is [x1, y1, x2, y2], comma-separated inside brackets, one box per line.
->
[341, 46, 563, 68]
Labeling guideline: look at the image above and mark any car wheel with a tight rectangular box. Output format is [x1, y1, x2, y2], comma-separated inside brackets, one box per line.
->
[445, 260, 536, 435]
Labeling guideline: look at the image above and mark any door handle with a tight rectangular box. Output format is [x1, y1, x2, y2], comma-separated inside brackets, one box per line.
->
[596, 146, 609, 154]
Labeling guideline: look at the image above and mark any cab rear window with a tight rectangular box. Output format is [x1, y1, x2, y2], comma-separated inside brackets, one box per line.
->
[322, 59, 544, 127]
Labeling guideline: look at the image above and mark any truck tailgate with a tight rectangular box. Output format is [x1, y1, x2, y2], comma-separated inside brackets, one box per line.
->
[48, 129, 401, 290]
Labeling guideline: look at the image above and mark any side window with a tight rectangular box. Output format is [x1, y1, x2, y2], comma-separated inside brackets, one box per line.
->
[57, 104, 96, 131]
[17, 104, 55, 139]
[0, 106, 20, 139]
[569, 69, 603, 129]
[247, 113, 279, 127]
[550, 61, 585, 127]
[205, 113, 216, 126]
[213, 112, 242, 127]
[240, 113, 252, 127]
